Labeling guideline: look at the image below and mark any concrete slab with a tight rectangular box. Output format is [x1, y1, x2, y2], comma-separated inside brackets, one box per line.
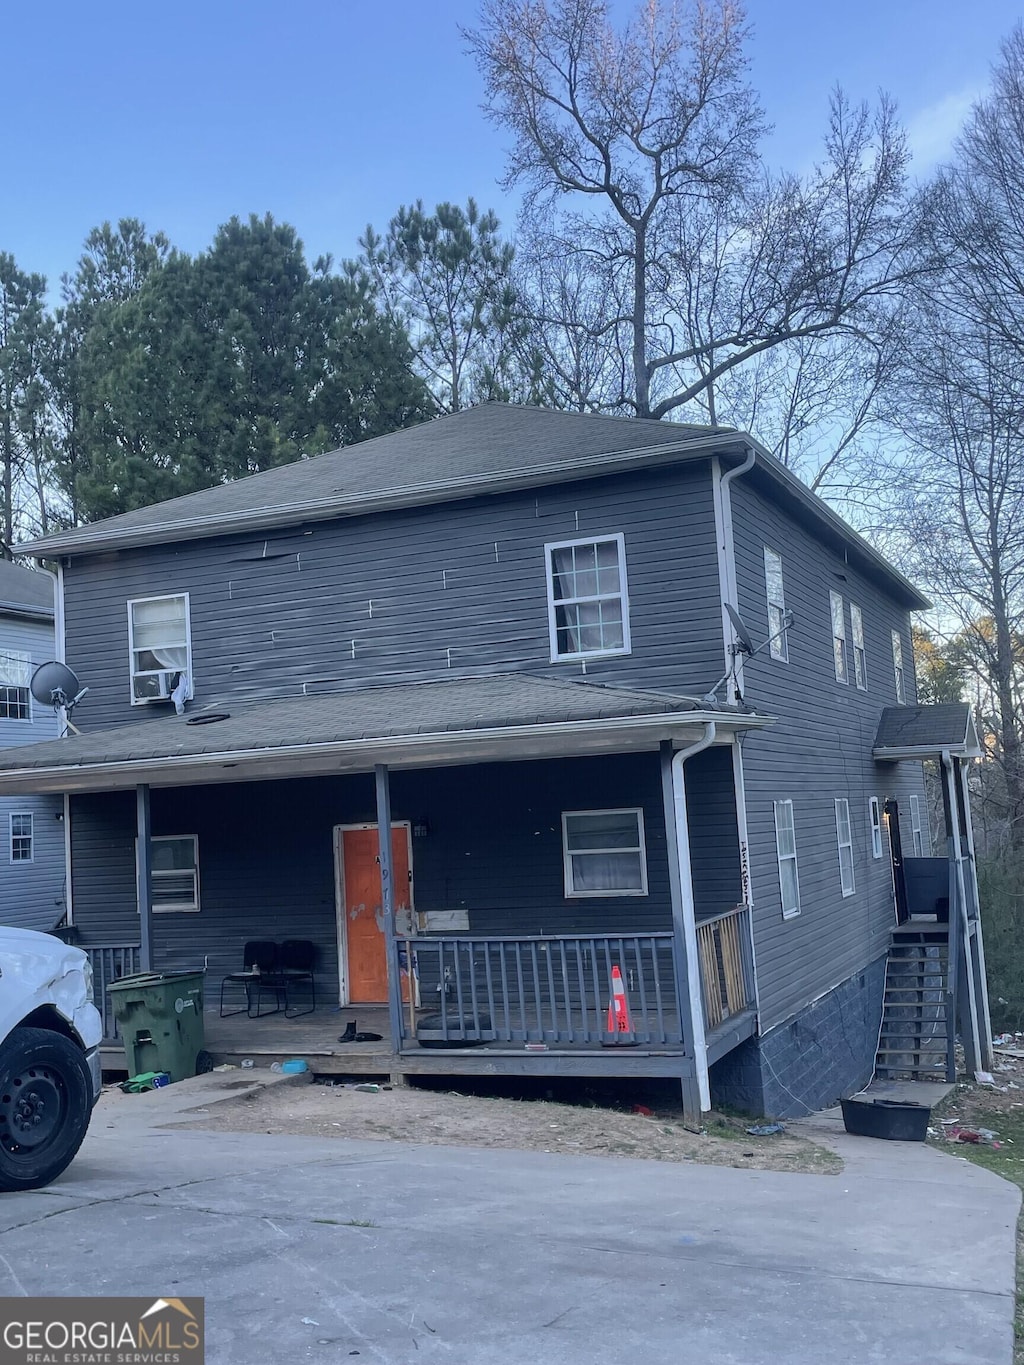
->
[0, 1098, 1016, 1365]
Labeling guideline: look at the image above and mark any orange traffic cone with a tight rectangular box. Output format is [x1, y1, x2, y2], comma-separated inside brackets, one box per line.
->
[606, 965, 633, 1035]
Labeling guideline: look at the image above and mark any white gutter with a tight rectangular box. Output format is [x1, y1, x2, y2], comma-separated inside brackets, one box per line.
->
[670, 721, 717, 1111]
[0, 709, 774, 794]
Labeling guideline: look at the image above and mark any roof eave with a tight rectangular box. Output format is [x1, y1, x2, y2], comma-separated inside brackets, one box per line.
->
[873, 744, 982, 762]
[0, 708, 773, 795]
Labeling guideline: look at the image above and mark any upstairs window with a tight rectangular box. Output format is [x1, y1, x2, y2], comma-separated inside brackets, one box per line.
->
[763, 547, 788, 661]
[830, 591, 848, 684]
[773, 799, 801, 919]
[151, 835, 200, 912]
[892, 630, 906, 704]
[128, 595, 192, 704]
[562, 809, 647, 896]
[546, 535, 630, 661]
[835, 798, 855, 896]
[0, 649, 31, 720]
[909, 794, 926, 857]
[9, 813, 32, 863]
[869, 797, 883, 859]
[851, 604, 867, 690]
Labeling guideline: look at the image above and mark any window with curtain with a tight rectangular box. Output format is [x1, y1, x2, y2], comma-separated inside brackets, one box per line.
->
[764, 547, 788, 661]
[835, 798, 855, 896]
[892, 629, 906, 704]
[774, 800, 801, 918]
[0, 649, 31, 720]
[869, 797, 883, 859]
[546, 535, 630, 660]
[10, 813, 32, 863]
[851, 604, 867, 689]
[128, 595, 192, 703]
[151, 835, 200, 911]
[830, 591, 848, 684]
[562, 809, 647, 896]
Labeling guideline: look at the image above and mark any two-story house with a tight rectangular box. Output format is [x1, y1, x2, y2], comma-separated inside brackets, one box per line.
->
[0, 405, 991, 1116]
[0, 560, 64, 931]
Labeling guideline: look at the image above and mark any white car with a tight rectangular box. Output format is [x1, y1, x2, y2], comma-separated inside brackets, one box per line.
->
[0, 927, 103, 1191]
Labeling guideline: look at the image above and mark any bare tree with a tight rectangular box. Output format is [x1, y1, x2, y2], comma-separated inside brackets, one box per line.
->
[466, 0, 925, 468]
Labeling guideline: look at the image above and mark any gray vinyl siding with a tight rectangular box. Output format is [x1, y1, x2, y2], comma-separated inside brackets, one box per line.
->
[60, 465, 723, 729]
[0, 614, 64, 930]
[731, 473, 927, 1029]
[68, 750, 741, 986]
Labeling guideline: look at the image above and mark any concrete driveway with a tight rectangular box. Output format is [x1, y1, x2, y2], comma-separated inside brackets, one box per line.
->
[0, 1083, 1017, 1365]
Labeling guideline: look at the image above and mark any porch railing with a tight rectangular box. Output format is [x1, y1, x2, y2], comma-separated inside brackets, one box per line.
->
[86, 944, 142, 1041]
[398, 932, 683, 1047]
[696, 906, 755, 1033]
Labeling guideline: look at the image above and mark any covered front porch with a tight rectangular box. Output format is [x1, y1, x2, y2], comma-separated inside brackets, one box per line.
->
[0, 673, 770, 1116]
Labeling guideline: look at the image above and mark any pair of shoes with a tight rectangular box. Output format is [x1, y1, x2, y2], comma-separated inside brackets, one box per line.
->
[337, 1019, 384, 1044]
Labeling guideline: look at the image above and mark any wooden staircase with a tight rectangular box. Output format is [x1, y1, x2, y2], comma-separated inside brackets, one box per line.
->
[874, 925, 953, 1082]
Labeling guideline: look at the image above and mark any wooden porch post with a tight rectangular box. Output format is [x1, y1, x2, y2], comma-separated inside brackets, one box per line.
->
[374, 763, 405, 1056]
[136, 784, 153, 973]
[941, 752, 982, 1075]
[660, 741, 705, 1122]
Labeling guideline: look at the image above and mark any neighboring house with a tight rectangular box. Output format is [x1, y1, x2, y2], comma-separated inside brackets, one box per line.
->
[0, 560, 65, 931]
[0, 405, 992, 1116]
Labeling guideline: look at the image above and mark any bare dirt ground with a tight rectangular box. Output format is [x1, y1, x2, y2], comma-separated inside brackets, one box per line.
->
[172, 1076, 841, 1173]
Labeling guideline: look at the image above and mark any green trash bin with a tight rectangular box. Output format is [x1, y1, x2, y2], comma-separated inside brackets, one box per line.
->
[107, 971, 206, 1082]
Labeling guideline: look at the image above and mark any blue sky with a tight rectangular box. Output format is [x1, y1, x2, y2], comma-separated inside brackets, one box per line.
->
[5, 0, 1020, 289]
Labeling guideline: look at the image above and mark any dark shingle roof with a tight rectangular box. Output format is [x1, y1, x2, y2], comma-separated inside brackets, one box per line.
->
[873, 704, 981, 758]
[0, 560, 53, 618]
[0, 674, 772, 794]
[16, 402, 929, 610]
[19, 404, 724, 557]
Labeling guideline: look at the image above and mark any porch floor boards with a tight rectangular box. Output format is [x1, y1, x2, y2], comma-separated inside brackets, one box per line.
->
[100, 1002, 695, 1080]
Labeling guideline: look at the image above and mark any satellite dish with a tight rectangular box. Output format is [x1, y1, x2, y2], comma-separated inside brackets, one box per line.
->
[724, 604, 755, 656]
[30, 662, 89, 722]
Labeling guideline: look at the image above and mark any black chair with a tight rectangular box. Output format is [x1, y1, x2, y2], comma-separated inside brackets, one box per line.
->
[279, 940, 316, 1018]
[219, 940, 287, 1018]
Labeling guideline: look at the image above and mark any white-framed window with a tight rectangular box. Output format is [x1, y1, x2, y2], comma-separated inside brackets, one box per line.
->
[9, 813, 32, 863]
[830, 591, 848, 683]
[835, 798, 855, 896]
[869, 797, 883, 859]
[851, 604, 867, 690]
[892, 629, 906, 704]
[151, 835, 200, 912]
[0, 649, 31, 721]
[561, 809, 647, 897]
[909, 794, 926, 857]
[545, 534, 630, 661]
[763, 547, 788, 662]
[773, 799, 801, 918]
[128, 594, 193, 705]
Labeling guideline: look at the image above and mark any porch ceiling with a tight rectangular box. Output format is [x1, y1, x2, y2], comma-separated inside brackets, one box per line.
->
[0, 672, 773, 794]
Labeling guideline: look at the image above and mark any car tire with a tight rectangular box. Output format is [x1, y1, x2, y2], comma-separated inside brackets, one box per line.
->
[0, 1027, 92, 1193]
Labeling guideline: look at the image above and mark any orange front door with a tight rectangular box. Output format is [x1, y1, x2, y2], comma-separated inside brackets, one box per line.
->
[340, 825, 411, 1003]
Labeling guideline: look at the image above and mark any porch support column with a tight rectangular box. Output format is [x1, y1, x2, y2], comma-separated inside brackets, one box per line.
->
[954, 757, 993, 1069]
[660, 740, 708, 1121]
[136, 784, 153, 973]
[941, 751, 982, 1075]
[374, 764, 405, 1056]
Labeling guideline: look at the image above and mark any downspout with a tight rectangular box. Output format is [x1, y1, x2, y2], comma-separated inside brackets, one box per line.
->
[671, 720, 717, 1111]
[712, 446, 755, 698]
[36, 561, 73, 926]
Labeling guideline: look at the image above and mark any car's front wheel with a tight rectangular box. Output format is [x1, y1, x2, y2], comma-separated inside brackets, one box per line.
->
[0, 1027, 92, 1192]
